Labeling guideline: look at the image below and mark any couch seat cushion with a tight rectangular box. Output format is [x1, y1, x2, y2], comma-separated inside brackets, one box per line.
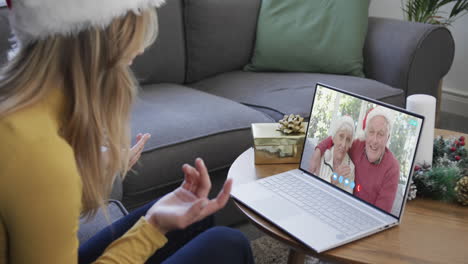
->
[124, 84, 273, 208]
[192, 71, 405, 121]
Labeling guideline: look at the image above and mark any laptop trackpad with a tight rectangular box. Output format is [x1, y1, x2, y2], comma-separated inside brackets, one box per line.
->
[250, 195, 302, 221]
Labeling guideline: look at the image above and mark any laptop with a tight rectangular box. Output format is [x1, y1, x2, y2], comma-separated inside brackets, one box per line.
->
[231, 83, 424, 253]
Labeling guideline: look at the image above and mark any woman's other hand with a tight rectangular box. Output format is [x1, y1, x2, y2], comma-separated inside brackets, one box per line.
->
[128, 133, 151, 171]
[145, 158, 232, 234]
[335, 164, 351, 178]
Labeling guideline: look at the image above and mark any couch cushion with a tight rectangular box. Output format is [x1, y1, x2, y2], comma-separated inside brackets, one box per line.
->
[184, 0, 261, 83]
[0, 8, 11, 67]
[131, 0, 186, 84]
[191, 71, 405, 121]
[245, 0, 369, 77]
[123, 84, 273, 208]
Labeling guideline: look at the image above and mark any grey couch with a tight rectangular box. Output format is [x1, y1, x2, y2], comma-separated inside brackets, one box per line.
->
[0, 0, 454, 239]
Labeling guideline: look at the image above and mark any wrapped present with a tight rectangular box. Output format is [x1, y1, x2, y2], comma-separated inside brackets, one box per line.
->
[252, 122, 307, 164]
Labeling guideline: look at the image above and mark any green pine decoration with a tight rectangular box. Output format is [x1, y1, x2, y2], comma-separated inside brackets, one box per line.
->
[412, 135, 467, 205]
[413, 166, 461, 201]
[432, 136, 446, 161]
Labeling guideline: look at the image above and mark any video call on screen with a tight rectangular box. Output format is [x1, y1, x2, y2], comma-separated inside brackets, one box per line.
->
[302, 85, 422, 217]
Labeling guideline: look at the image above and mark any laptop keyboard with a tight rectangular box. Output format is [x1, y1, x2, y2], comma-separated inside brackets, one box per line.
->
[258, 173, 382, 236]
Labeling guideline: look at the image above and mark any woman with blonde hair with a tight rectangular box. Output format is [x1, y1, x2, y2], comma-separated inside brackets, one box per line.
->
[0, 0, 253, 263]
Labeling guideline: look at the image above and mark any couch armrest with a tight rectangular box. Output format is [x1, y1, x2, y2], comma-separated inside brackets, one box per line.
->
[364, 17, 454, 103]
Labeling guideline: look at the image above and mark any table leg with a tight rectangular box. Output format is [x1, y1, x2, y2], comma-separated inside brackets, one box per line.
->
[287, 248, 306, 264]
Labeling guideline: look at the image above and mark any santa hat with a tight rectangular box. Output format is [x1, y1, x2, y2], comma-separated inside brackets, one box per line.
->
[361, 106, 394, 140]
[6, 0, 166, 46]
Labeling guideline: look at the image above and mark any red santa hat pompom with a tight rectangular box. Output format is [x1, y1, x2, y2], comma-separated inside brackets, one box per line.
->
[6, 0, 166, 47]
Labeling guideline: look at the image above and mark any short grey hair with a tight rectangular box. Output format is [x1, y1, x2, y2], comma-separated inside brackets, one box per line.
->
[366, 115, 391, 139]
[364, 107, 394, 138]
[330, 116, 355, 139]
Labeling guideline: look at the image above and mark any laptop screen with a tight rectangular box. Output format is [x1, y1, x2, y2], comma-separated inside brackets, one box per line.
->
[300, 84, 424, 218]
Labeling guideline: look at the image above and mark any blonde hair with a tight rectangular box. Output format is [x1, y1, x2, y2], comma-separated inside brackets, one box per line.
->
[0, 8, 158, 217]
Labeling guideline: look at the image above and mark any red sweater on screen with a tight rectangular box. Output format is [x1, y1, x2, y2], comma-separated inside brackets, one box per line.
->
[316, 137, 400, 213]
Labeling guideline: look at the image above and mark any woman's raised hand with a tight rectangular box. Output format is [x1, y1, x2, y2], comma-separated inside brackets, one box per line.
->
[128, 133, 151, 171]
[144, 158, 233, 234]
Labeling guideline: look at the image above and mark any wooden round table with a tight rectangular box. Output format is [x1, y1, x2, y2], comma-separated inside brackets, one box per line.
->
[228, 129, 468, 264]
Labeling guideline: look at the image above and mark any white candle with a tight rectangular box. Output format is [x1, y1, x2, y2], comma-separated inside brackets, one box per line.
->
[406, 94, 436, 166]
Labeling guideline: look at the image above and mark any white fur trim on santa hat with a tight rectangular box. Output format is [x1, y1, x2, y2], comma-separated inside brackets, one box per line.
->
[8, 0, 166, 46]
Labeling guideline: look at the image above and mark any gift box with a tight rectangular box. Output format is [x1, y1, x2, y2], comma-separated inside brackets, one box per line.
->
[252, 123, 307, 164]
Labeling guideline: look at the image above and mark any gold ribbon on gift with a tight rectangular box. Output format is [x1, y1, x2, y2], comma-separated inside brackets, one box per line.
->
[277, 114, 306, 134]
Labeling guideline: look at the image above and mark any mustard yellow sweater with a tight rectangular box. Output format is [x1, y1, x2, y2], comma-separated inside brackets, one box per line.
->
[0, 89, 167, 263]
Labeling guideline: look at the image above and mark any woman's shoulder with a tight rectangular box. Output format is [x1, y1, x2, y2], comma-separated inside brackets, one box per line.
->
[323, 148, 333, 162]
[0, 126, 81, 205]
[1, 102, 60, 141]
[0, 106, 77, 181]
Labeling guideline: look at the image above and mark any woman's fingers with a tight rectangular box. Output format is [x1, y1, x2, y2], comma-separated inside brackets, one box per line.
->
[133, 133, 150, 147]
[198, 178, 233, 219]
[181, 164, 200, 193]
[130, 133, 150, 156]
[180, 198, 207, 229]
[181, 158, 213, 198]
[129, 152, 141, 167]
[150, 177, 231, 232]
[181, 164, 194, 191]
[127, 133, 151, 171]
[194, 158, 211, 198]
[214, 178, 232, 207]
[336, 164, 351, 177]
[129, 158, 136, 168]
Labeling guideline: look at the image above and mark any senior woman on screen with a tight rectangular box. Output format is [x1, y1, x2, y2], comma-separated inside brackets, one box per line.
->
[316, 116, 356, 194]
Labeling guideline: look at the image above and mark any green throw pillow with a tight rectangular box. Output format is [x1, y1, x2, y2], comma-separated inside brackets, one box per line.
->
[245, 0, 370, 77]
